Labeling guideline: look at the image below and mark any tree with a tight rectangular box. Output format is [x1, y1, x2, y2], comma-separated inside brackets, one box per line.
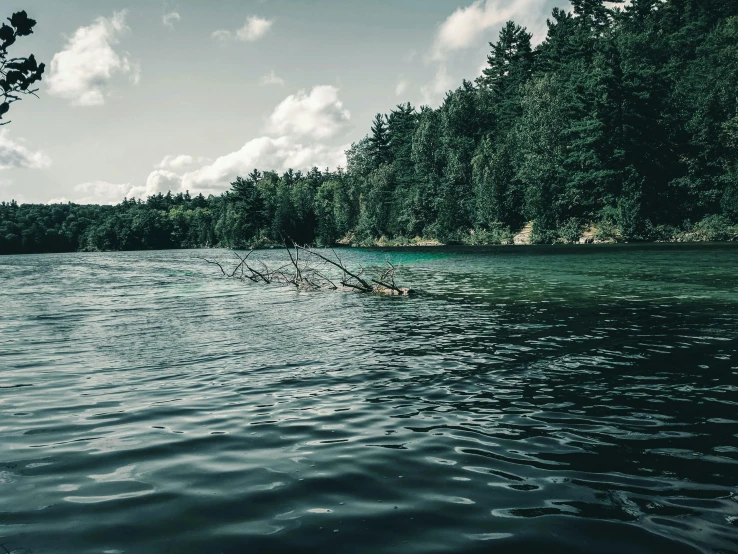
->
[368, 113, 390, 166]
[478, 21, 533, 130]
[386, 103, 418, 235]
[0, 11, 45, 124]
[410, 106, 444, 235]
[669, 15, 738, 221]
[535, 8, 577, 74]
[4, 0, 738, 253]
[479, 21, 534, 97]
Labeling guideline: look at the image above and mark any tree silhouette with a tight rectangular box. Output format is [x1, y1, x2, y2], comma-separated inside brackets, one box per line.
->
[0, 11, 45, 125]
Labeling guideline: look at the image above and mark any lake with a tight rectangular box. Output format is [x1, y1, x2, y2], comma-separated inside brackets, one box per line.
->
[1, 244, 737, 553]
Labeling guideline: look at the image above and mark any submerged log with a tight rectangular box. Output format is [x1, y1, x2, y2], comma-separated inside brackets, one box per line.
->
[197, 244, 414, 296]
[373, 285, 414, 296]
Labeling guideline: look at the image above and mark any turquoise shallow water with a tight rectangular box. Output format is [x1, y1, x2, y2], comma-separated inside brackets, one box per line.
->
[1, 244, 737, 553]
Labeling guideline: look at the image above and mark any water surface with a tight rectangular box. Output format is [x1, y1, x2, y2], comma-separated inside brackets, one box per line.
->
[1, 244, 738, 553]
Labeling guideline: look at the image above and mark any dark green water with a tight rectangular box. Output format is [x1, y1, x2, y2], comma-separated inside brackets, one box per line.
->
[1, 244, 737, 554]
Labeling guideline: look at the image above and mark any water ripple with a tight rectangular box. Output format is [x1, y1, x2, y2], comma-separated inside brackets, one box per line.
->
[1, 245, 738, 553]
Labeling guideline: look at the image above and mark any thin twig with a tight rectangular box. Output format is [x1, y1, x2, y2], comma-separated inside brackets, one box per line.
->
[298, 245, 373, 291]
[230, 250, 253, 277]
[196, 256, 226, 276]
[199, 245, 409, 295]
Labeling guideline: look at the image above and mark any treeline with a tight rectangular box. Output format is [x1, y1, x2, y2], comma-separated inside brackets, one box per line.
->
[0, 170, 352, 254]
[2, 0, 738, 255]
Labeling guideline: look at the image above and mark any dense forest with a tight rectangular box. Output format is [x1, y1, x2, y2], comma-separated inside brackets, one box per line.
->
[2, 0, 738, 255]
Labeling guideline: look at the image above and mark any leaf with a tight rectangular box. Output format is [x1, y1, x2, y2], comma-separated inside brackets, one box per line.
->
[8, 11, 36, 36]
[5, 71, 22, 86]
[0, 23, 14, 43]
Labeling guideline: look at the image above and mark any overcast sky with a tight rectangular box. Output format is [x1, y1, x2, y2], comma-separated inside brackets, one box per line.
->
[1, 0, 569, 204]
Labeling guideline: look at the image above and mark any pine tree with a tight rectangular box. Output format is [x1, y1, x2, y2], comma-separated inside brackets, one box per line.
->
[535, 8, 577, 74]
[479, 21, 533, 92]
[368, 113, 390, 166]
[386, 103, 418, 235]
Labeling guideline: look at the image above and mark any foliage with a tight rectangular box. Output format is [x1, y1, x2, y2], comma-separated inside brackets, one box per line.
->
[690, 215, 738, 242]
[0, 11, 45, 124]
[3, 1, 738, 254]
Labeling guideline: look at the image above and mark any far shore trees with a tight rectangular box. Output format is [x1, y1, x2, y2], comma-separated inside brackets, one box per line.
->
[1, 1, 737, 254]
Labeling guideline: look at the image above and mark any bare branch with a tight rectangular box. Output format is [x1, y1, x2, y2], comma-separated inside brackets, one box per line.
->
[196, 256, 226, 276]
[245, 262, 271, 284]
[230, 250, 254, 277]
[297, 245, 373, 291]
[198, 246, 412, 296]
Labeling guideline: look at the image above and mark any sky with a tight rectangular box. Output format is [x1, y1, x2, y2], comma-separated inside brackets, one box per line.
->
[1, 0, 570, 204]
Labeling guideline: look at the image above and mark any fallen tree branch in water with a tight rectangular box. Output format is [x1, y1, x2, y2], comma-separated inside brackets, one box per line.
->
[197, 245, 413, 296]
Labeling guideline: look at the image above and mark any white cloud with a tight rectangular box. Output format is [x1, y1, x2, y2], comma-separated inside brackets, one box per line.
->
[54, 172, 182, 204]
[237, 16, 274, 42]
[395, 78, 409, 97]
[163, 11, 181, 28]
[268, 85, 351, 140]
[130, 61, 142, 86]
[57, 176, 179, 204]
[211, 29, 232, 42]
[47, 11, 138, 106]
[260, 70, 285, 87]
[137, 169, 182, 197]
[420, 65, 454, 106]
[144, 137, 346, 197]
[0, 131, 52, 171]
[183, 138, 345, 192]
[419, 0, 550, 107]
[65, 181, 132, 204]
[134, 85, 351, 197]
[65, 84, 351, 202]
[213, 16, 274, 43]
[156, 154, 210, 170]
[431, 0, 549, 60]
[71, 144, 344, 202]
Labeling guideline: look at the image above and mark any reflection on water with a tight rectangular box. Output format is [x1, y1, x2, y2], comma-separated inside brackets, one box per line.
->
[1, 244, 737, 554]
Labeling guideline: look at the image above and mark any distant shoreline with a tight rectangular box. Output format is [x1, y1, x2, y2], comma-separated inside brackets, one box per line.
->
[4, 238, 738, 257]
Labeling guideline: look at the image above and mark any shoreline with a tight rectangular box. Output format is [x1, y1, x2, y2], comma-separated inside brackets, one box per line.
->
[342, 221, 738, 249]
[5, 238, 738, 257]
[343, 235, 738, 249]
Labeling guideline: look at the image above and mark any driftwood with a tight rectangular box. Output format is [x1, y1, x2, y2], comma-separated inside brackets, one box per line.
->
[197, 245, 413, 296]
